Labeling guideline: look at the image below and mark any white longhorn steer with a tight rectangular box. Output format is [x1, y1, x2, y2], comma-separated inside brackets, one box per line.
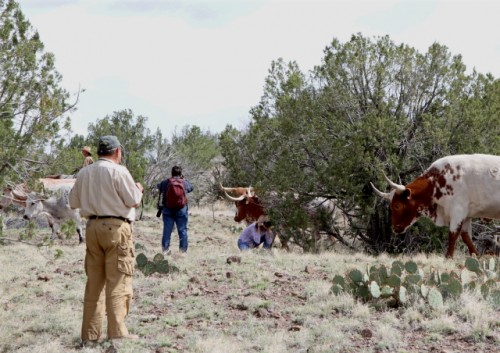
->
[23, 192, 84, 243]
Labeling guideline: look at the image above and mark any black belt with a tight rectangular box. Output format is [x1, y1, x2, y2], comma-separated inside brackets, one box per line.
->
[89, 215, 131, 224]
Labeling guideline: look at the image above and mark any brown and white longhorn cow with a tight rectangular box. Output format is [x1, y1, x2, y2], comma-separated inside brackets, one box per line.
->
[370, 154, 500, 258]
[220, 184, 265, 223]
[220, 184, 349, 249]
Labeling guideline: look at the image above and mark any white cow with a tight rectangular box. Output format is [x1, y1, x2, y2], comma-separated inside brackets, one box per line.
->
[5, 178, 84, 243]
[23, 191, 84, 243]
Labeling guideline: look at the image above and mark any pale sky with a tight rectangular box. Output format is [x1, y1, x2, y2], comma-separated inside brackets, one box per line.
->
[18, 0, 500, 139]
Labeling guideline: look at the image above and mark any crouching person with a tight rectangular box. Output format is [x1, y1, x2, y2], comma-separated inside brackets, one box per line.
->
[237, 216, 274, 251]
[69, 136, 144, 346]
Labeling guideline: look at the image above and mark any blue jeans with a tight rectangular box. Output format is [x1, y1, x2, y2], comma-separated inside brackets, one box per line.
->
[237, 239, 251, 251]
[161, 206, 189, 252]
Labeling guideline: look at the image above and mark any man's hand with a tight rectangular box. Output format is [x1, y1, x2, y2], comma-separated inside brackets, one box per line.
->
[136, 182, 144, 193]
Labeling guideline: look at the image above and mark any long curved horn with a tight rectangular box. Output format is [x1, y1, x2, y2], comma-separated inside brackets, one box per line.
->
[246, 186, 255, 197]
[222, 189, 246, 201]
[220, 183, 240, 193]
[12, 189, 28, 200]
[383, 173, 405, 194]
[370, 182, 392, 201]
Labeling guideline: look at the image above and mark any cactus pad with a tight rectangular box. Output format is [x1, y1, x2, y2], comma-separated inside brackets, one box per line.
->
[332, 274, 346, 288]
[465, 257, 481, 273]
[153, 253, 165, 263]
[156, 259, 170, 274]
[397, 286, 407, 304]
[391, 261, 404, 276]
[404, 261, 418, 274]
[420, 283, 429, 298]
[387, 274, 401, 287]
[427, 287, 443, 309]
[380, 285, 394, 298]
[142, 261, 156, 276]
[369, 281, 381, 299]
[331, 284, 344, 296]
[348, 269, 364, 284]
[136, 253, 148, 268]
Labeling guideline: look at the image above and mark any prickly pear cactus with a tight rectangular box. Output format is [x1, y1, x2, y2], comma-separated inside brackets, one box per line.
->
[136, 253, 179, 276]
[439, 277, 462, 299]
[490, 289, 500, 309]
[465, 257, 481, 273]
[380, 285, 394, 298]
[427, 287, 444, 309]
[136, 253, 148, 268]
[153, 253, 165, 263]
[404, 261, 418, 274]
[397, 286, 407, 304]
[330, 275, 346, 295]
[420, 283, 429, 298]
[391, 261, 404, 276]
[387, 274, 401, 287]
[348, 269, 364, 284]
[156, 259, 170, 274]
[331, 257, 499, 311]
[142, 261, 156, 276]
[460, 268, 475, 285]
[369, 281, 381, 299]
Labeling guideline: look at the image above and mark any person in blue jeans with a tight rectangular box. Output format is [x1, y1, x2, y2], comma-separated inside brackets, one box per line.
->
[157, 166, 194, 254]
[237, 215, 274, 251]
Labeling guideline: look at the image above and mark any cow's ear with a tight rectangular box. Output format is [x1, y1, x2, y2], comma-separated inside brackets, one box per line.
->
[402, 188, 411, 199]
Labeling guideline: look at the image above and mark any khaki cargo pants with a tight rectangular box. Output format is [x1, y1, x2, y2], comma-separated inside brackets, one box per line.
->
[82, 218, 135, 341]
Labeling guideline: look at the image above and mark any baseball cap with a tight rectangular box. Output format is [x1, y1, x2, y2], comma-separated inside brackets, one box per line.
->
[97, 135, 121, 155]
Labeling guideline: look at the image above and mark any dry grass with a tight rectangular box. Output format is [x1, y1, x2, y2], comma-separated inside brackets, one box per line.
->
[0, 204, 498, 353]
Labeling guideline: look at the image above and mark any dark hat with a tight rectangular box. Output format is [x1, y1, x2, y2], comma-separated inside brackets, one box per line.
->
[257, 215, 272, 228]
[97, 135, 121, 155]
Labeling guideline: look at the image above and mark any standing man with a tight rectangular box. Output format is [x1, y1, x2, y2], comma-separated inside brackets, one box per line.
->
[80, 146, 94, 168]
[46, 146, 94, 179]
[69, 135, 144, 345]
[157, 166, 193, 254]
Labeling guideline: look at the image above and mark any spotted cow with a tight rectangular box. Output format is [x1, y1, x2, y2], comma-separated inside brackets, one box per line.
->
[371, 154, 500, 258]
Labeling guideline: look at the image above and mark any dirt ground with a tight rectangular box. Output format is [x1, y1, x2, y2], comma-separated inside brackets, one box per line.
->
[0, 205, 498, 352]
[132, 207, 499, 353]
